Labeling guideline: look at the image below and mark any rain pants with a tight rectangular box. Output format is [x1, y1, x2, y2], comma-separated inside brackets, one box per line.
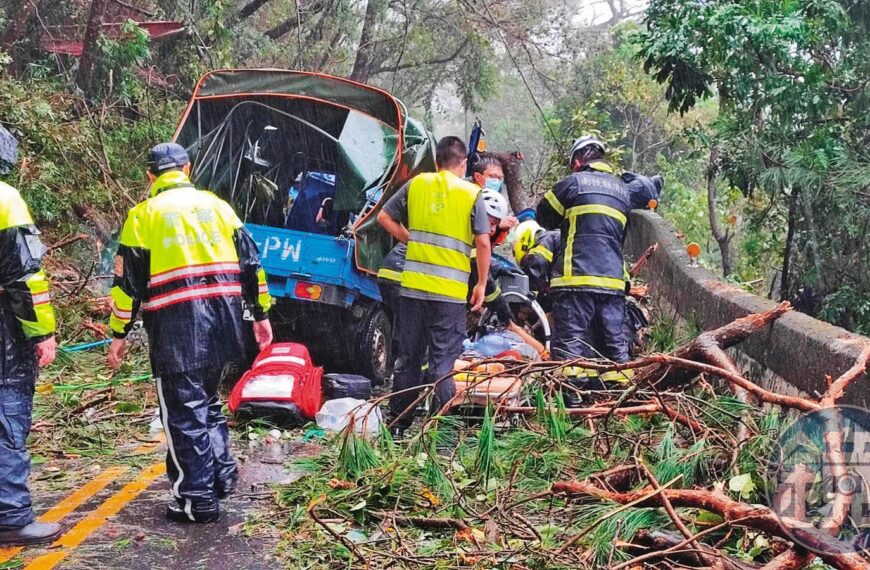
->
[537, 162, 632, 367]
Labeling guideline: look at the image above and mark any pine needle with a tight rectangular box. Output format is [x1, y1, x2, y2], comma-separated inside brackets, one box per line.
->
[475, 402, 496, 485]
[377, 421, 396, 459]
[534, 384, 547, 424]
[546, 392, 569, 442]
[337, 423, 379, 479]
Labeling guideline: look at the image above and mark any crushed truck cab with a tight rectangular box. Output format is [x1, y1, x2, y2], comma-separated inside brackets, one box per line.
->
[173, 69, 436, 383]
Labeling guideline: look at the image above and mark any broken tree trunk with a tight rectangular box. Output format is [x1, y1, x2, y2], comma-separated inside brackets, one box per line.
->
[634, 301, 792, 390]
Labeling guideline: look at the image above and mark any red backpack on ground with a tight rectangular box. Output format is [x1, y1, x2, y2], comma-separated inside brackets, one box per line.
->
[228, 343, 323, 425]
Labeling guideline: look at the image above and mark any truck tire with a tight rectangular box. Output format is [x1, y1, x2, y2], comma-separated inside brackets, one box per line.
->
[354, 305, 393, 386]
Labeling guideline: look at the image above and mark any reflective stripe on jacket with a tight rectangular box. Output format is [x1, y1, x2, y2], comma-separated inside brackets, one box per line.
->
[400, 171, 480, 302]
[521, 230, 559, 294]
[110, 171, 272, 375]
[536, 162, 631, 294]
[0, 182, 56, 341]
[379, 242, 511, 324]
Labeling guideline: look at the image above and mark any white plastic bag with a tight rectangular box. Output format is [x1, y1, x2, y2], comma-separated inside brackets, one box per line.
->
[315, 397, 382, 435]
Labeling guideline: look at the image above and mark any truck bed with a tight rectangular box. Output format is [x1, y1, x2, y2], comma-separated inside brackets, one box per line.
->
[246, 224, 381, 308]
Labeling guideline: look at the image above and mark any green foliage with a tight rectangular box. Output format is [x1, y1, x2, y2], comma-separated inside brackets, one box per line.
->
[573, 503, 670, 566]
[336, 424, 380, 480]
[95, 20, 152, 103]
[0, 74, 181, 233]
[545, 391, 569, 442]
[640, 0, 870, 330]
[474, 403, 496, 485]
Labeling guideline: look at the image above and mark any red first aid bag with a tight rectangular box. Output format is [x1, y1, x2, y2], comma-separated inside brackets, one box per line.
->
[228, 343, 323, 425]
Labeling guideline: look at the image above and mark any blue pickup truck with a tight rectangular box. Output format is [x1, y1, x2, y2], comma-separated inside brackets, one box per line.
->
[173, 69, 437, 383]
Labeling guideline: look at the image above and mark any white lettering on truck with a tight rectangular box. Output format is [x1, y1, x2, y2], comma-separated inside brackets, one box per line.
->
[261, 236, 302, 262]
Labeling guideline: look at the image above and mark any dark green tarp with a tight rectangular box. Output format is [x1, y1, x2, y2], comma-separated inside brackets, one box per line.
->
[173, 69, 435, 274]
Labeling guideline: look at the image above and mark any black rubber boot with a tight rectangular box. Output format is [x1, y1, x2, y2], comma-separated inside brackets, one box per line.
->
[165, 502, 221, 524]
[216, 477, 238, 500]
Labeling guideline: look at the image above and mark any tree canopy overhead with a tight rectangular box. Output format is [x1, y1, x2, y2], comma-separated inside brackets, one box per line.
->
[638, 0, 870, 333]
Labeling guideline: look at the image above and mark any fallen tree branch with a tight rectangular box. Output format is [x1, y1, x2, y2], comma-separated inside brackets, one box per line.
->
[635, 302, 792, 389]
[371, 511, 469, 531]
[629, 243, 659, 278]
[308, 496, 369, 568]
[553, 481, 870, 570]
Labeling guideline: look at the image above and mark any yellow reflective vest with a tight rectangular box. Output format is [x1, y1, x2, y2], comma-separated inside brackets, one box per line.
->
[110, 171, 272, 374]
[0, 181, 56, 339]
[400, 171, 480, 302]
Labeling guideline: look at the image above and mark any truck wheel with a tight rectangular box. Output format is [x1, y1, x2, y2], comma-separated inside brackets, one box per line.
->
[354, 305, 393, 386]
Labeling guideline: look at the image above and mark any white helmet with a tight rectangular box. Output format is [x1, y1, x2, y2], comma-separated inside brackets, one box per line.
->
[480, 189, 510, 221]
[568, 135, 606, 165]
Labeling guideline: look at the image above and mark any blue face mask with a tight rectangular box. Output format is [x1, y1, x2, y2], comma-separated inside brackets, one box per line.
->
[484, 178, 503, 192]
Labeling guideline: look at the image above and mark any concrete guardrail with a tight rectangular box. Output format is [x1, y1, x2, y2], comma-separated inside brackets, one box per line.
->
[624, 210, 869, 407]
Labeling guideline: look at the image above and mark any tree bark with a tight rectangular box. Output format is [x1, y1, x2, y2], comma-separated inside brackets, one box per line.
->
[236, 0, 273, 21]
[76, 0, 110, 98]
[1, 0, 41, 73]
[632, 302, 791, 390]
[553, 482, 870, 570]
[265, 0, 327, 40]
[706, 146, 734, 276]
[349, 0, 388, 83]
[780, 188, 798, 301]
[799, 185, 827, 292]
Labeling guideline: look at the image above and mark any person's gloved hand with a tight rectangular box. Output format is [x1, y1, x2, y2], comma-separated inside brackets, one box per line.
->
[35, 336, 56, 368]
[253, 319, 273, 350]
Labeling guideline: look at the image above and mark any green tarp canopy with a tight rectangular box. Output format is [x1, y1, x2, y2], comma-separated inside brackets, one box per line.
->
[173, 69, 436, 274]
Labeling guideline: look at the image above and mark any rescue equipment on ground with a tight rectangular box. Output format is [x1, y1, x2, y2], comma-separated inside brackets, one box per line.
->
[452, 360, 523, 407]
[228, 343, 323, 425]
[323, 373, 373, 401]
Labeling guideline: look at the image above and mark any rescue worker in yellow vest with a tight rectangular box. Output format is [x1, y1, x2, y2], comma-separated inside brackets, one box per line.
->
[107, 143, 273, 523]
[0, 183, 60, 545]
[377, 136, 492, 437]
[377, 190, 545, 358]
[537, 136, 633, 401]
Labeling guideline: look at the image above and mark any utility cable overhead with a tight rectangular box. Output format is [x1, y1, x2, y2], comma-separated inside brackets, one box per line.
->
[479, 0, 564, 154]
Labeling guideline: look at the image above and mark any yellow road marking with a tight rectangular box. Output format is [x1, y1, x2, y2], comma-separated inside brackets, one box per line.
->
[0, 466, 130, 564]
[23, 462, 166, 570]
[131, 432, 166, 455]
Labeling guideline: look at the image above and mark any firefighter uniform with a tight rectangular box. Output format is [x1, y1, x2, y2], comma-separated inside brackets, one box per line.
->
[110, 166, 272, 520]
[379, 171, 489, 428]
[622, 172, 663, 210]
[537, 160, 632, 381]
[0, 182, 55, 532]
